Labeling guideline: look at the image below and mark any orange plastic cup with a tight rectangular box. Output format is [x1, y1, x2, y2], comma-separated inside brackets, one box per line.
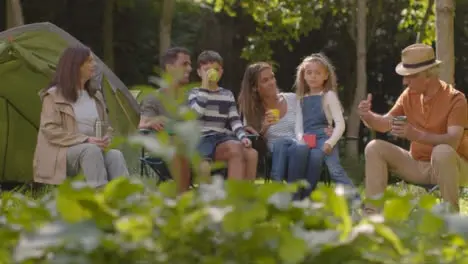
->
[269, 109, 280, 121]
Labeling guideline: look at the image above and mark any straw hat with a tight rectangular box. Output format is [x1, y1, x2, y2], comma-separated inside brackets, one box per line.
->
[395, 43, 442, 76]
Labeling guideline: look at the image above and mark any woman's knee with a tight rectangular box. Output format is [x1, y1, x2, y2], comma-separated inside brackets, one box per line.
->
[81, 143, 103, 157]
[291, 143, 309, 156]
[105, 149, 125, 162]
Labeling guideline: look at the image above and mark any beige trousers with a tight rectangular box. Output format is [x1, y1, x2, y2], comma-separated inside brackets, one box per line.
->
[67, 143, 129, 187]
[364, 139, 468, 212]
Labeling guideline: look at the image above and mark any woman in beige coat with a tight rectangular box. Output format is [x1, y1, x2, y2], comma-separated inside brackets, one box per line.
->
[33, 45, 129, 187]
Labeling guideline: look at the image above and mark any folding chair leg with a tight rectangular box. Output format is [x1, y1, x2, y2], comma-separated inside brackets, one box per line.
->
[140, 147, 145, 177]
[427, 185, 440, 194]
[140, 163, 144, 177]
[264, 156, 271, 183]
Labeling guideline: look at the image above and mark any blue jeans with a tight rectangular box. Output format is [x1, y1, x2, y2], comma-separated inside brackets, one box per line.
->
[301, 136, 355, 199]
[269, 138, 309, 182]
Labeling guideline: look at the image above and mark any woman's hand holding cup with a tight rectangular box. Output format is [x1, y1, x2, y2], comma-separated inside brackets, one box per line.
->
[261, 110, 278, 133]
[265, 110, 278, 124]
[266, 109, 279, 122]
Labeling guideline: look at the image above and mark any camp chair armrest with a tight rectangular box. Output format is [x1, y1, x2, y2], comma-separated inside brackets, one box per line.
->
[140, 156, 165, 165]
[245, 133, 259, 142]
[139, 128, 157, 135]
[139, 128, 177, 137]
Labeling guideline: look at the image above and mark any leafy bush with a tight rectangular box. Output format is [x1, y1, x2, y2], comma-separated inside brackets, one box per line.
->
[1, 176, 468, 264]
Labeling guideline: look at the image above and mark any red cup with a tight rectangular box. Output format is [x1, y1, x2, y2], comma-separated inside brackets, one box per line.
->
[303, 134, 316, 148]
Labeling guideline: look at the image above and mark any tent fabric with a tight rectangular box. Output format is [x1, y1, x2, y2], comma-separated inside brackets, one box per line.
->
[0, 22, 140, 183]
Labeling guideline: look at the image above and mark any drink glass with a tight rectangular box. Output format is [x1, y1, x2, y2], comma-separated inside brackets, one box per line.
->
[269, 109, 280, 122]
[94, 120, 107, 139]
[393, 115, 407, 124]
[391, 116, 407, 140]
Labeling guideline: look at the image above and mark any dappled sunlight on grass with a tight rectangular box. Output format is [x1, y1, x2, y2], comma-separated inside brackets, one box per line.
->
[461, 199, 468, 214]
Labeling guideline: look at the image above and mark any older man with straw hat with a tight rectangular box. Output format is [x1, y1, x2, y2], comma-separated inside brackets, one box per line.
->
[358, 43, 468, 214]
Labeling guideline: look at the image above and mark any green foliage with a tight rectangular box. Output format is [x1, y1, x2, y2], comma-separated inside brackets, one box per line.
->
[2, 178, 468, 263]
[398, 0, 435, 44]
[196, 0, 329, 61]
[195, 0, 436, 62]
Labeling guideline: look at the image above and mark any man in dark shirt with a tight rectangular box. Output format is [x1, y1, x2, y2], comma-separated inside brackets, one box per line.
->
[139, 47, 195, 192]
[140, 47, 192, 126]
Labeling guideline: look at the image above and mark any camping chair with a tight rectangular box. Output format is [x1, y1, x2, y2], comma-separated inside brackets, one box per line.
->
[396, 181, 447, 197]
[248, 134, 271, 181]
[138, 129, 174, 183]
[402, 182, 463, 213]
[138, 128, 226, 184]
[139, 129, 260, 183]
[414, 183, 440, 194]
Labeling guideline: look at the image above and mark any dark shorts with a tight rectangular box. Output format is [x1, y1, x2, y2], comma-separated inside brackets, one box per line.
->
[198, 133, 239, 159]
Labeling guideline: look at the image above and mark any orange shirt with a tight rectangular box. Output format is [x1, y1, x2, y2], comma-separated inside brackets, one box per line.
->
[389, 81, 468, 161]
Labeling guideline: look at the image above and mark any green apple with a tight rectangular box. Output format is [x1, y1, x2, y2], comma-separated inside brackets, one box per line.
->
[207, 69, 219, 82]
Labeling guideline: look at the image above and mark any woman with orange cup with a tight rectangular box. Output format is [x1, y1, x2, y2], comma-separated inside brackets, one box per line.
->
[238, 62, 312, 189]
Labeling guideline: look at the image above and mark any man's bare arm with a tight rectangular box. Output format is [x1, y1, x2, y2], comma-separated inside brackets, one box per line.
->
[138, 115, 165, 131]
[361, 112, 393, 133]
[416, 126, 464, 149]
[139, 116, 152, 128]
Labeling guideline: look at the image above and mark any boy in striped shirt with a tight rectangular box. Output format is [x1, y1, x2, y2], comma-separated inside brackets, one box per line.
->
[188, 50, 258, 180]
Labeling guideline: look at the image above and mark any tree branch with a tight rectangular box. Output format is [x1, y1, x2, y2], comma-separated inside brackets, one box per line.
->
[366, 0, 383, 48]
[416, 0, 435, 43]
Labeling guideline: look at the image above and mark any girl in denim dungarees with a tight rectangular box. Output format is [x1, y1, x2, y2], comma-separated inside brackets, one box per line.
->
[294, 53, 357, 199]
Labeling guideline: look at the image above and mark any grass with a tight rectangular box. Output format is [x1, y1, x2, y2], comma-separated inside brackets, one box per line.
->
[387, 182, 468, 214]
[3, 144, 467, 214]
[2, 177, 468, 215]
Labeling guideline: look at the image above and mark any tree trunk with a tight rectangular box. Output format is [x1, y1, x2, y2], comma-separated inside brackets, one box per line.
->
[103, 0, 115, 70]
[159, 0, 175, 58]
[6, 0, 24, 28]
[345, 0, 367, 160]
[435, 0, 455, 84]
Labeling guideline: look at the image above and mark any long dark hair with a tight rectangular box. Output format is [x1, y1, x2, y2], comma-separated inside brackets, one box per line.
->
[46, 45, 95, 102]
[238, 62, 273, 132]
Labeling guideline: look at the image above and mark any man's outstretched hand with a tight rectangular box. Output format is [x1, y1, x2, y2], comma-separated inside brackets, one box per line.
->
[358, 93, 372, 119]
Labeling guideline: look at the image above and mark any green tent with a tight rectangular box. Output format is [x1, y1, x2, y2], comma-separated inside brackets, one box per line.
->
[0, 22, 140, 183]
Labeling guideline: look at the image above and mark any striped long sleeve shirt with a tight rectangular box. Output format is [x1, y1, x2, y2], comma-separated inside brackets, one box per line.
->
[188, 87, 246, 140]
